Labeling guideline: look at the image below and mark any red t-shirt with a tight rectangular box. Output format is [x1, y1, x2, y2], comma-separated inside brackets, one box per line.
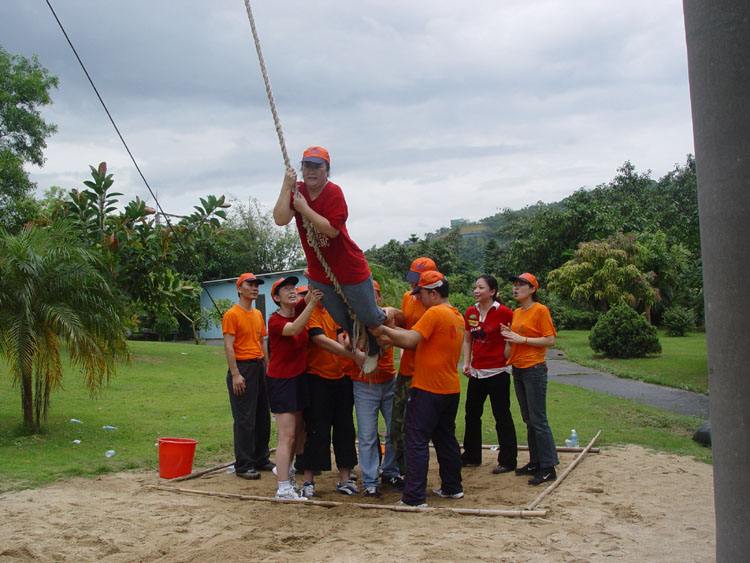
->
[291, 181, 371, 285]
[464, 302, 513, 369]
[267, 303, 308, 379]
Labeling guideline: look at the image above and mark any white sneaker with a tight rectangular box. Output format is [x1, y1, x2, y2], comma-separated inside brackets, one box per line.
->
[396, 500, 428, 508]
[301, 481, 315, 498]
[275, 487, 307, 501]
[432, 488, 464, 499]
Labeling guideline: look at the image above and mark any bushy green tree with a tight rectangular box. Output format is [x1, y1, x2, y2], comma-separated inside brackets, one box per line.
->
[0, 47, 58, 232]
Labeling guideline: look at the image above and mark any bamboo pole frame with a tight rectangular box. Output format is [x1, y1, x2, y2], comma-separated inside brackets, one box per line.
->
[167, 448, 277, 483]
[526, 429, 602, 510]
[149, 485, 547, 518]
[481, 444, 601, 454]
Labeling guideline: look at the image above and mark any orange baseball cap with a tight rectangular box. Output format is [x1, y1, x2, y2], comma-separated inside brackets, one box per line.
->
[301, 146, 330, 165]
[406, 256, 437, 283]
[236, 272, 264, 288]
[372, 280, 381, 293]
[509, 272, 539, 289]
[271, 276, 299, 297]
[296, 285, 309, 294]
[411, 270, 446, 294]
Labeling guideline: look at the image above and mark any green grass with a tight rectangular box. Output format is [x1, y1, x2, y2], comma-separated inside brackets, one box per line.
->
[555, 330, 709, 394]
[0, 341, 710, 492]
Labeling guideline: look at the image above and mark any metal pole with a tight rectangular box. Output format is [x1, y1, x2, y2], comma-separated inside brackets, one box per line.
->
[682, 2, 750, 560]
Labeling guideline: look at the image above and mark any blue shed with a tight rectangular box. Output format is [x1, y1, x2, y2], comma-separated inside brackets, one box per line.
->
[199, 268, 308, 341]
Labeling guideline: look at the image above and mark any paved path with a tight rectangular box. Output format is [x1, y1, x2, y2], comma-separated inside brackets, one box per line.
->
[545, 350, 709, 419]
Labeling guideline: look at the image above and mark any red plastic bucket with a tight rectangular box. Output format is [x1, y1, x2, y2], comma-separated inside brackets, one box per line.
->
[158, 437, 197, 479]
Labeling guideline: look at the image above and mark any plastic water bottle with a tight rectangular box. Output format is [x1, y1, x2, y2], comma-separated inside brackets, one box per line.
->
[72, 439, 81, 445]
[69, 418, 82, 424]
[565, 429, 579, 448]
[104, 449, 116, 458]
[102, 425, 117, 431]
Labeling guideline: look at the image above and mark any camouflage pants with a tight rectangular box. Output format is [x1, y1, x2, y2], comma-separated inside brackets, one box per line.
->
[389, 374, 413, 475]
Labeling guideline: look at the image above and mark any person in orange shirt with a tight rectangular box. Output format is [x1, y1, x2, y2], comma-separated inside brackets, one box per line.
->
[295, 287, 364, 499]
[500, 272, 559, 486]
[350, 280, 403, 497]
[221, 273, 274, 481]
[389, 256, 436, 477]
[373, 270, 465, 507]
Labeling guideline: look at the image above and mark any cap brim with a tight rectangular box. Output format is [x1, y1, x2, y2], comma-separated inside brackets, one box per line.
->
[406, 271, 420, 283]
[272, 276, 299, 295]
[509, 275, 536, 288]
[301, 157, 327, 164]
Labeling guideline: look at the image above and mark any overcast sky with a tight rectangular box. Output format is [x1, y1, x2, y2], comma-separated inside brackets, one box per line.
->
[2, 0, 694, 249]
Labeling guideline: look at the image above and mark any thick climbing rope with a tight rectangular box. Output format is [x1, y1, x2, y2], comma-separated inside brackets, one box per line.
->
[241, 0, 366, 351]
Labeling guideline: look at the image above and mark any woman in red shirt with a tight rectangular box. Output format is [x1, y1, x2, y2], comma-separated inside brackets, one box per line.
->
[272, 146, 386, 374]
[266, 276, 321, 500]
[461, 275, 518, 473]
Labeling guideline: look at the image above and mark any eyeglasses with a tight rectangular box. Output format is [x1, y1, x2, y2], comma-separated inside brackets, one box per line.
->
[301, 161, 325, 170]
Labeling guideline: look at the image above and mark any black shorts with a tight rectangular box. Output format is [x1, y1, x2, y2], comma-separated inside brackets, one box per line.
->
[266, 373, 309, 414]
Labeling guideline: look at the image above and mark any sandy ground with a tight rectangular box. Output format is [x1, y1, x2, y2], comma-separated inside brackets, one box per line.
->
[0, 445, 714, 562]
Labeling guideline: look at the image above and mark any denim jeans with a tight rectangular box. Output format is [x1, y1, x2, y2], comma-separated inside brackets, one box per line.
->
[352, 379, 399, 488]
[512, 363, 559, 468]
[309, 276, 386, 355]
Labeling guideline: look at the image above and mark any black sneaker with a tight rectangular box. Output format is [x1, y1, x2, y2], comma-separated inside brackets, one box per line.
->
[528, 467, 557, 486]
[492, 464, 516, 475]
[515, 462, 538, 476]
[236, 468, 261, 480]
[382, 474, 405, 490]
[255, 460, 276, 472]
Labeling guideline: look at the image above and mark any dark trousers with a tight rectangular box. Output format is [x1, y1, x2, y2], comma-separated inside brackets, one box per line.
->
[401, 388, 462, 506]
[226, 360, 271, 472]
[513, 363, 559, 468]
[296, 375, 358, 472]
[462, 372, 518, 468]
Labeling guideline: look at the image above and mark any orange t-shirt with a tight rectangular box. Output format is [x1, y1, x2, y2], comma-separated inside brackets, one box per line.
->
[398, 290, 427, 377]
[506, 303, 557, 368]
[306, 305, 343, 380]
[349, 346, 396, 385]
[411, 303, 464, 394]
[221, 304, 266, 361]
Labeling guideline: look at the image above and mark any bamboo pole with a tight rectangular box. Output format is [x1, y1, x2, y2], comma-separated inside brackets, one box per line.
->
[480, 444, 601, 454]
[526, 429, 601, 510]
[148, 485, 547, 518]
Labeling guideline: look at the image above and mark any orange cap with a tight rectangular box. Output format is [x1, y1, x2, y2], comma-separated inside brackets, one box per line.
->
[509, 272, 539, 289]
[271, 276, 299, 297]
[236, 273, 264, 288]
[411, 270, 446, 294]
[406, 256, 437, 283]
[296, 285, 309, 294]
[302, 146, 330, 165]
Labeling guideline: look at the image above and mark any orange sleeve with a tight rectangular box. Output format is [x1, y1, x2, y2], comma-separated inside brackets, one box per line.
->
[412, 308, 437, 341]
[258, 310, 267, 337]
[221, 308, 237, 335]
[537, 306, 557, 337]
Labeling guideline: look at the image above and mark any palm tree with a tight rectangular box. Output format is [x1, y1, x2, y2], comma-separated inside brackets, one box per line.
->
[0, 223, 128, 433]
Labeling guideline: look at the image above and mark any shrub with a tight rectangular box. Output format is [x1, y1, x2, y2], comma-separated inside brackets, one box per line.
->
[662, 305, 695, 336]
[589, 303, 661, 358]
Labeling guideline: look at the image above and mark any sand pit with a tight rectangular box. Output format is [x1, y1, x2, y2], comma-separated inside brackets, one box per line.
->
[0, 445, 714, 561]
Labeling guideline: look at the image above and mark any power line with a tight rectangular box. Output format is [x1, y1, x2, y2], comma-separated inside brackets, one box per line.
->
[43, 0, 224, 316]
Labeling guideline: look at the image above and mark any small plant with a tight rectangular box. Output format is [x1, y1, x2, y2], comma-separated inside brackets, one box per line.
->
[589, 303, 661, 358]
[662, 305, 695, 336]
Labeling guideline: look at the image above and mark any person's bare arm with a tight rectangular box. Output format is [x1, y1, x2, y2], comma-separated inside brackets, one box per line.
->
[374, 325, 422, 350]
[500, 323, 555, 347]
[273, 168, 296, 226]
[281, 290, 323, 336]
[224, 333, 245, 395]
[462, 331, 472, 376]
